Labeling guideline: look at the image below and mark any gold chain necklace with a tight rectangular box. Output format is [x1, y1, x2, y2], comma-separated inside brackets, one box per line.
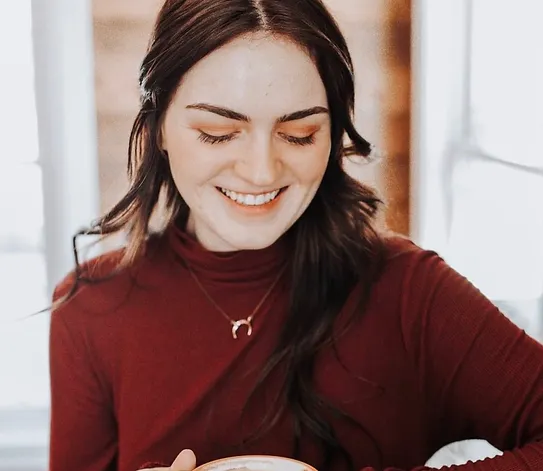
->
[180, 257, 286, 339]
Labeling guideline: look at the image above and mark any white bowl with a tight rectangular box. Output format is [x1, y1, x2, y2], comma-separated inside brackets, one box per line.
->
[193, 455, 318, 471]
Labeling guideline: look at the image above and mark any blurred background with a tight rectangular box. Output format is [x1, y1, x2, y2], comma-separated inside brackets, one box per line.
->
[0, 0, 541, 469]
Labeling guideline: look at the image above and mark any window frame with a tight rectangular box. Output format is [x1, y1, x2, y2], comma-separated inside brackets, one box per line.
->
[0, 0, 100, 466]
[411, 0, 470, 252]
[412, 0, 543, 336]
[411, 0, 543, 249]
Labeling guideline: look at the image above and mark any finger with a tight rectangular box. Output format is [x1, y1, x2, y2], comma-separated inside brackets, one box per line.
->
[170, 449, 197, 471]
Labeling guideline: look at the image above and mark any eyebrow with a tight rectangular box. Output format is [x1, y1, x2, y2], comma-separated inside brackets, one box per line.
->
[185, 103, 329, 123]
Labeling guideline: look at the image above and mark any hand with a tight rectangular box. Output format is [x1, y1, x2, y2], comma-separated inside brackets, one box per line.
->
[141, 449, 197, 471]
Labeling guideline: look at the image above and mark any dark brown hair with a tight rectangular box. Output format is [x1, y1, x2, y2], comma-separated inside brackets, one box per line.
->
[70, 0, 385, 469]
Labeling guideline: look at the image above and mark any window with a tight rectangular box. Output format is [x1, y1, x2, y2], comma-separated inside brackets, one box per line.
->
[0, 0, 100, 468]
[413, 0, 543, 341]
[0, 0, 49, 410]
[412, 0, 542, 464]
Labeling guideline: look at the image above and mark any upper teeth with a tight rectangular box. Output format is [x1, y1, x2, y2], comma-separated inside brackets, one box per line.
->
[220, 188, 281, 206]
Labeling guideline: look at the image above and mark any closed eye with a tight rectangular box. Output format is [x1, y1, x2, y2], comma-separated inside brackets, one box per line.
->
[197, 131, 237, 145]
[279, 132, 316, 146]
[197, 131, 316, 146]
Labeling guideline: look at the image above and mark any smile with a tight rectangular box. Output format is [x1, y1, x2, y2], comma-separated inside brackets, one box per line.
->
[218, 187, 284, 206]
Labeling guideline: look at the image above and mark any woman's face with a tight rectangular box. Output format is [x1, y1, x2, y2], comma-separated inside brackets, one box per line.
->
[161, 33, 331, 252]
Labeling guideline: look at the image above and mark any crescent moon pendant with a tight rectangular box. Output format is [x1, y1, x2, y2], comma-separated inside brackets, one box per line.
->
[231, 318, 253, 339]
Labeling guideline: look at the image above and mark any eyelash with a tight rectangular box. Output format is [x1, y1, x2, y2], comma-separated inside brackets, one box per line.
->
[197, 131, 316, 146]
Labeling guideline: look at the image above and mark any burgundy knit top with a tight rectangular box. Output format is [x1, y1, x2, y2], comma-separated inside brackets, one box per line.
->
[48, 226, 543, 471]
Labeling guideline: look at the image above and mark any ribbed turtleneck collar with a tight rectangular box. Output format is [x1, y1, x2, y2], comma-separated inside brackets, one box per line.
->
[166, 223, 288, 285]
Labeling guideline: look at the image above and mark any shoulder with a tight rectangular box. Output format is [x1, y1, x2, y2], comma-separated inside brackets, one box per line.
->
[52, 248, 125, 301]
[378, 233, 443, 283]
[373, 232, 493, 344]
[51, 232, 171, 325]
[370, 232, 465, 312]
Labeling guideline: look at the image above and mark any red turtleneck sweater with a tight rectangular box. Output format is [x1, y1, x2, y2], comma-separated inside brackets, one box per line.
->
[48, 226, 543, 471]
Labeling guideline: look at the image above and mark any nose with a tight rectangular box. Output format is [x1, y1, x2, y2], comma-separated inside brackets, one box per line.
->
[235, 135, 282, 187]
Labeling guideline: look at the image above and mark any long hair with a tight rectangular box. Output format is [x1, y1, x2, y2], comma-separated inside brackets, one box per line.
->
[70, 0, 386, 469]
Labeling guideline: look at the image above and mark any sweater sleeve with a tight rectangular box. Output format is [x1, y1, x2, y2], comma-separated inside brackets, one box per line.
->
[49, 289, 118, 471]
[373, 249, 543, 471]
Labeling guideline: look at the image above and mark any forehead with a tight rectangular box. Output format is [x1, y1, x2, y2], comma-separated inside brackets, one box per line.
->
[174, 33, 328, 119]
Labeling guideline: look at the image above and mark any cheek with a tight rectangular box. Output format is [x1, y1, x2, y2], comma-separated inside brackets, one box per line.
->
[289, 142, 330, 184]
[166, 133, 224, 185]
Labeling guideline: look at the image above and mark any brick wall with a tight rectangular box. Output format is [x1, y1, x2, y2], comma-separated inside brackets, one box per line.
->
[92, 0, 411, 234]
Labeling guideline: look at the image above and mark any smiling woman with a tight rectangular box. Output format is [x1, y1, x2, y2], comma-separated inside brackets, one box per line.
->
[161, 34, 332, 251]
[48, 1, 543, 471]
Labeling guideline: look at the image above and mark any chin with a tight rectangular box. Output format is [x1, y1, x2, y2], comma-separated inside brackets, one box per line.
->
[221, 230, 283, 251]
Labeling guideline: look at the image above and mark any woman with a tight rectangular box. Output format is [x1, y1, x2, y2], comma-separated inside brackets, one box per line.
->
[48, 0, 543, 470]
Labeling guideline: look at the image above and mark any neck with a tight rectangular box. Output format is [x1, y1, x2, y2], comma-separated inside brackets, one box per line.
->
[185, 213, 241, 252]
[167, 219, 288, 285]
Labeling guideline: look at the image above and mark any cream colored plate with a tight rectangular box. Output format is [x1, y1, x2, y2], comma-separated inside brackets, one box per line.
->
[193, 455, 318, 471]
